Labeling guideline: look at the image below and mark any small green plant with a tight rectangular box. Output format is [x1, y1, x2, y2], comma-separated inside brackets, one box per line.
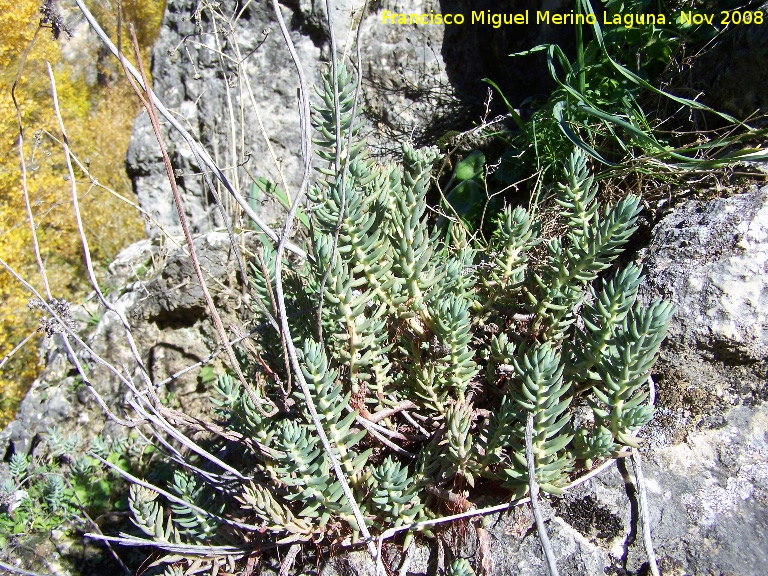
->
[448, 558, 477, 576]
[0, 431, 145, 551]
[122, 61, 671, 570]
[198, 365, 218, 387]
[86, 308, 103, 326]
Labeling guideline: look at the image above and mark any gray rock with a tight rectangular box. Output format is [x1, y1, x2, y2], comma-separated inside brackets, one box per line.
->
[636, 188, 768, 447]
[626, 187, 768, 575]
[0, 231, 252, 461]
[640, 186, 768, 364]
[126, 0, 574, 237]
[126, 0, 461, 237]
[643, 403, 768, 575]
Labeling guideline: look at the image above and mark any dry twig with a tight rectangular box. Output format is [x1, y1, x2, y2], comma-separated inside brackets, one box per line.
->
[267, 0, 381, 569]
[525, 413, 560, 576]
[117, 24, 278, 417]
[632, 449, 660, 576]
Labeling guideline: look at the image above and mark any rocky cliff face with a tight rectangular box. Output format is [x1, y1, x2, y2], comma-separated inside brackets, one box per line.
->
[126, 0, 455, 237]
[125, 0, 573, 237]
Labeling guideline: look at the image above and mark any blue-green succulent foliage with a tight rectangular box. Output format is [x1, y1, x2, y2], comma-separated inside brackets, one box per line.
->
[126, 61, 671, 558]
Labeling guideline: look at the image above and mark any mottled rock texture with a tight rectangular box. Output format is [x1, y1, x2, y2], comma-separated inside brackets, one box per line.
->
[0, 232, 252, 461]
[126, 0, 572, 237]
[630, 187, 768, 575]
[641, 187, 768, 364]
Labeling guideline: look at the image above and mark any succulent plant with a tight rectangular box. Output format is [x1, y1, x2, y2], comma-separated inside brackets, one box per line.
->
[126, 61, 671, 570]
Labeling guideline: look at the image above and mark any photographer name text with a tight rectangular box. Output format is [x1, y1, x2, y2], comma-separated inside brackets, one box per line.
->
[380, 10, 764, 28]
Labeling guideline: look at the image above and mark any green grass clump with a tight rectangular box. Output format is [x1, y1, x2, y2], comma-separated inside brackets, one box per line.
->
[439, 0, 766, 239]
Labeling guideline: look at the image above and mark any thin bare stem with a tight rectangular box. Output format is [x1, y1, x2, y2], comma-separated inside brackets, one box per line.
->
[84, 533, 257, 556]
[61, 337, 136, 428]
[355, 416, 415, 459]
[132, 426, 234, 487]
[526, 413, 560, 576]
[269, 0, 379, 565]
[47, 61, 96, 293]
[314, 0, 367, 340]
[41, 129, 184, 247]
[209, 6, 243, 223]
[121, 25, 277, 417]
[395, 401, 430, 437]
[46, 61, 155, 395]
[128, 398, 251, 479]
[0, 560, 51, 576]
[426, 485, 473, 512]
[350, 409, 425, 442]
[17, 134, 51, 300]
[378, 497, 529, 542]
[256, 246, 291, 392]
[348, 441, 617, 545]
[155, 401, 282, 460]
[11, 28, 54, 311]
[92, 453, 264, 533]
[190, 143, 249, 292]
[632, 450, 660, 576]
[366, 400, 417, 424]
[153, 318, 272, 388]
[0, 330, 38, 370]
[239, 62, 292, 204]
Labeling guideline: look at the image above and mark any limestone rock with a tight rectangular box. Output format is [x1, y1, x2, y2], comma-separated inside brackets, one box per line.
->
[125, 0, 574, 238]
[0, 231, 252, 461]
[125, 0, 459, 237]
[640, 186, 768, 364]
[626, 187, 768, 575]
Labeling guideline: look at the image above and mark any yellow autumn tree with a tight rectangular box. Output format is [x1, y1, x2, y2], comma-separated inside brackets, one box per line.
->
[0, 0, 165, 425]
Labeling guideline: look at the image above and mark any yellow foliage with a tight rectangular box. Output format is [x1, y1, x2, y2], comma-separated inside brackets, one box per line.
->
[0, 0, 166, 425]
